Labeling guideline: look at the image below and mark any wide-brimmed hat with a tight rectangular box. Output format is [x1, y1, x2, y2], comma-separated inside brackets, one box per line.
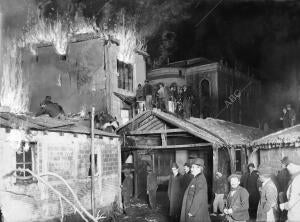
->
[248, 163, 255, 168]
[228, 174, 241, 182]
[191, 158, 204, 167]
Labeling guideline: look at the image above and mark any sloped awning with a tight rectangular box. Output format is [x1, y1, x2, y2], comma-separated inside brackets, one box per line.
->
[113, 92, 136, 105]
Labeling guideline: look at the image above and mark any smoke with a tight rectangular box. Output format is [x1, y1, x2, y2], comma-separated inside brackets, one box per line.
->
[1, 0, 36, 32]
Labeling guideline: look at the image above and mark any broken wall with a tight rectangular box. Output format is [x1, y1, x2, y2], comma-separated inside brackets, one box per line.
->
[25, 38, 110, 115]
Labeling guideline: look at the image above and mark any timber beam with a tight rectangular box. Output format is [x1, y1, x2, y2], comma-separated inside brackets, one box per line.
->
[126, 142, 212, 150]
[128, 128, 185, 135]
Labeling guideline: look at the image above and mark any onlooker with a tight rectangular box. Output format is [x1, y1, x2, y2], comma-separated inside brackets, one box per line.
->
[180, 158, 211, 222]
[240, 163, 260, 220]
[143, 80, 153, 110]
[121, 168, 133, 213]
[224, 174, 249, 222]
[168, 163, 183, 222]
[176, 87, 184, 118]
[136, 83, 145, 114]
[168, 85, 178, 113]
[279, 156, 300, 222]
[211, 172, 228, 216]
[286, 104, 296, 127]
[280, 107, 289, 129]
[157, 83, 167, 111]
[257, 165, 278, 222]
[277, 157, 291, 222]
[182, 85, 192, 119]
[181, 162, 193, 192]
[146, 165, 158, 210]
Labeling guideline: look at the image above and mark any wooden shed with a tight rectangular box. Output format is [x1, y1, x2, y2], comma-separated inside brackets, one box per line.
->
[251, 124, 300, 171]
[117, 109, 264, 201]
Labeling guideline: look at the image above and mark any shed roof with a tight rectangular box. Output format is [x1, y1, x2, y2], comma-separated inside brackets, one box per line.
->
[251, 124, 300, 147]
[0, 112, 118, 137]
[117, 110, 264, 146]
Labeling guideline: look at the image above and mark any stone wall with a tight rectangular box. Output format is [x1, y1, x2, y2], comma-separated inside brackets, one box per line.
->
[0, 128, 121, 222]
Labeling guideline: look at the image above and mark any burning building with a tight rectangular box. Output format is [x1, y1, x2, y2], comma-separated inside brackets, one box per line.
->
[0, 4, 147, 221]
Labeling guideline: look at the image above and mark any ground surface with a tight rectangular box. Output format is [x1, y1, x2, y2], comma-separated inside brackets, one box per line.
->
[46, 191, 225, 222]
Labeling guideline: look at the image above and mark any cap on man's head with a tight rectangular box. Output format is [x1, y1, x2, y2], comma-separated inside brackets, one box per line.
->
[191, 158, 204, 167]
[248, 163, 255, 168]
[171, 162, 179, 169]
[228, 174, 241, 182]
[146, 164, 152, 171]
[184, 162, 191, 168]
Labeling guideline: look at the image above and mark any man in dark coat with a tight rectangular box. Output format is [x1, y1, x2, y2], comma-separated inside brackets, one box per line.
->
[240, 163, 260, 220]
[146, 165, 158, 209]
[224, 174, 249, 222]
[180, 158, 211, 222]
[182, 162, 193, 192]
[168, 162, 183, 222]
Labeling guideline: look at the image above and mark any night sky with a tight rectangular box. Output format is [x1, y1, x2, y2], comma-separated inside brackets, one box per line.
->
[2, 0, 300, 128]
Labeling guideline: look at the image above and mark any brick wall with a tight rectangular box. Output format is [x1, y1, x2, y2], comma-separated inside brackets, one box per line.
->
[0, 128, 121, 222]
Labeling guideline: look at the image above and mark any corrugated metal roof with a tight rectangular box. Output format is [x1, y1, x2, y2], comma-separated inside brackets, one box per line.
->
[117, 110, 264, 146]
[0, 112, 118, 137]
[251, 124, 300, 147]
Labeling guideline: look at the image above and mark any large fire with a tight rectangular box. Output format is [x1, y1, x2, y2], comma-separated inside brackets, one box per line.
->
[0, 37, 30, 113]
[112, 25, 145, 64]
[0, 9, 145, 113]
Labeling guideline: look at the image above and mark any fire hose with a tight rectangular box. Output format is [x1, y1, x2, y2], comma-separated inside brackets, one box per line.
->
[2, 169, 106, 222]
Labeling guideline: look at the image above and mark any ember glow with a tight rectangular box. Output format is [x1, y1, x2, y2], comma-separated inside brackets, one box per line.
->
[0, 37, 30, 113]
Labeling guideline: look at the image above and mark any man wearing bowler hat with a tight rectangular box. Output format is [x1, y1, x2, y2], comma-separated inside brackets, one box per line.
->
[256, 165, 278, 222]
[180, 158, 210, 222]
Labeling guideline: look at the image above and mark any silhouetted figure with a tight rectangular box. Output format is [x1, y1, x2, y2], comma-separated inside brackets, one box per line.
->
[36, 96, 65, 119]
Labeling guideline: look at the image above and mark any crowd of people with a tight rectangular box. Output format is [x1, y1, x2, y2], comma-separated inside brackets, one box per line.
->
[279, 104, 296, 129]
[121, 156, 300, 222]
[136, 80, 194, 119]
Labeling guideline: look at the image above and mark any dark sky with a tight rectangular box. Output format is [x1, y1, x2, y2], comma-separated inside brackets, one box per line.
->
[149, 0, 300, 82]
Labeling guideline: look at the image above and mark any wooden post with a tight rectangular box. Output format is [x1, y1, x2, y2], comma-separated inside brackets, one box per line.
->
[212, 145, 218, 192]
[133, 151, 138, 198]
[91, 107, 96, 216]
[230, 147, 236, 173]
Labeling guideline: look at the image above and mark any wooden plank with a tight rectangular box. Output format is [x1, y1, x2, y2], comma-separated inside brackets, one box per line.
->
[127, 142, 212, 149]
[128, 128, 185, 135]
[148, 121, 165, 131]
[138, 118, 160, 131]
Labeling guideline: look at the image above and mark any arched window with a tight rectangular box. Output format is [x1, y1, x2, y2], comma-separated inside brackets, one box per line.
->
[201, 79, 210, 97]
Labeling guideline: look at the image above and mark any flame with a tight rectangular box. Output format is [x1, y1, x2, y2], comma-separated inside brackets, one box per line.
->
[0, 37, 30, 113]
[24, 18, 69, 55]
[111, 25, 146, 64]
